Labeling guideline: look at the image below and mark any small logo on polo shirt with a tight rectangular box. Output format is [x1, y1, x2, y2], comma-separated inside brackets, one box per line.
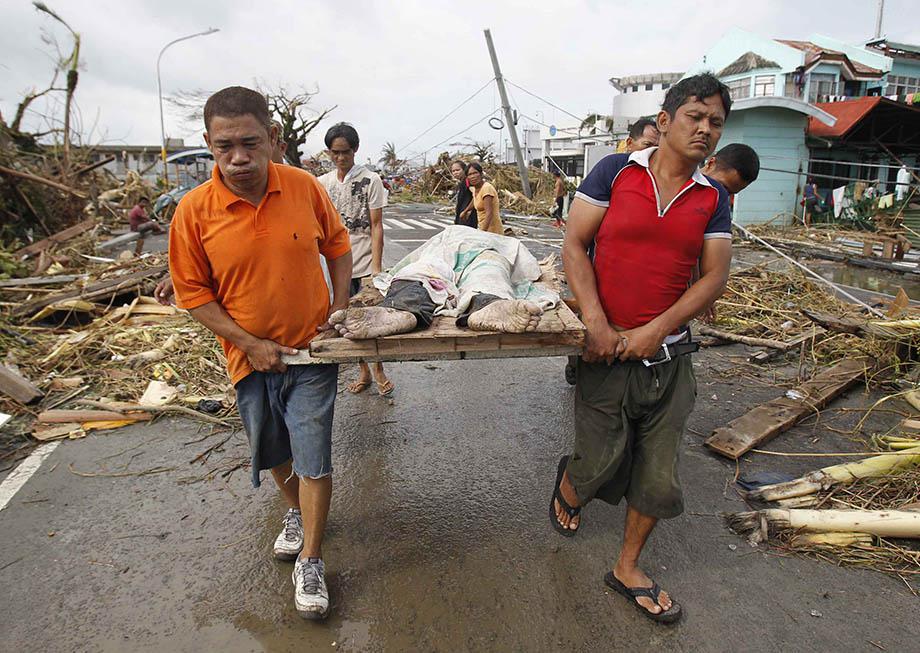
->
[694, 207, 709, 217]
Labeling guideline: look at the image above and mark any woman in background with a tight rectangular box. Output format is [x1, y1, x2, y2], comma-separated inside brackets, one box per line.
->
[467, 162, 503, 234]
[451, 160, 477, 228]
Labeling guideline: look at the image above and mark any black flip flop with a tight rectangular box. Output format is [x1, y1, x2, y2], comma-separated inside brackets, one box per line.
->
[549, 455, 581, 537]
[604, 572, 682, 624]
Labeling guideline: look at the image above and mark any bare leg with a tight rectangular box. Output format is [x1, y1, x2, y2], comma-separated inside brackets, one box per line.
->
[270, 459, 300, 511]
[347, 362, 373, 393]
[330, 307, 417, 339]
[612, 506, 672, 614]
[299, 475, 332, 560]
[370, 362, 394, 395]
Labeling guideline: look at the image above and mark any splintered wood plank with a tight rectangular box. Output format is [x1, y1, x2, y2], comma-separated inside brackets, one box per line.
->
[15, 219, 96, 258]
[0, 366, 44, 404]
[14, 264, 168, 318]
[705, 358, 869, 459]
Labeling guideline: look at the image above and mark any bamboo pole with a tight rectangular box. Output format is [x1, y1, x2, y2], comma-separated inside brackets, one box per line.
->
[729, 509, 920, 539]
[745, 445, 920, 502]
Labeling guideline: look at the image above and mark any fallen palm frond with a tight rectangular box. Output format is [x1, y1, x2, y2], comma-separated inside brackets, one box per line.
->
[744, 446, 920, 502]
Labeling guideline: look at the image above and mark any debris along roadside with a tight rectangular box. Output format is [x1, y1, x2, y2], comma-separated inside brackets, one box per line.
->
[707, 240, 920, 593]
[393, 151, 570, 217]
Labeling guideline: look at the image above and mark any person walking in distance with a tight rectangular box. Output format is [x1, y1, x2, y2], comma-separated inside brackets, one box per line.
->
[467, 162, 504, 234]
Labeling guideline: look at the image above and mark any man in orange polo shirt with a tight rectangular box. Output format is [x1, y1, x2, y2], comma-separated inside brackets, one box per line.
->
[168, 86, 352, 620]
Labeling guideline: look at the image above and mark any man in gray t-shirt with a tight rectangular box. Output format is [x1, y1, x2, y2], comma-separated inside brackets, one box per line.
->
[318, 123, 393, 396]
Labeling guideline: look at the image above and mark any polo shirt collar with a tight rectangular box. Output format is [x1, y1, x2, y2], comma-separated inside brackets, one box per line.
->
[627, 146, 713, 188]
[211, 161, 283, 209]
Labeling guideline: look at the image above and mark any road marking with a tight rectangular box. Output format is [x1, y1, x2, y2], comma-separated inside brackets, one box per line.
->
[382, 222, 393, 231]
[385, 219, 415, 230]
[0, 441, 59, 513]
[400, 218, 439, 230]
[521, 236, 563, 249]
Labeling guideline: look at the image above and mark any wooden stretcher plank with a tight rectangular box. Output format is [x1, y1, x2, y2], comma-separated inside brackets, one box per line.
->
[704, 358, 869, 459]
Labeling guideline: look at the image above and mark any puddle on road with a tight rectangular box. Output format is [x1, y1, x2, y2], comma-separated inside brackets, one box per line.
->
[805, 261, 920, 300]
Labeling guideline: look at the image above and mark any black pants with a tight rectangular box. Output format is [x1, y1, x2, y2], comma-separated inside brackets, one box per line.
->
[380, 280, 500, 329]
[552, 196, 564, 220]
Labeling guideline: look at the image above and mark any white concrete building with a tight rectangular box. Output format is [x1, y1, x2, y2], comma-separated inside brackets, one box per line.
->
[610, 73, 684, 119]
[503, 128, 542, 165]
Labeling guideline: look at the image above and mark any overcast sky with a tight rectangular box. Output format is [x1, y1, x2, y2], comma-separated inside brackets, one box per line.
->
[2, 0, 918, 167]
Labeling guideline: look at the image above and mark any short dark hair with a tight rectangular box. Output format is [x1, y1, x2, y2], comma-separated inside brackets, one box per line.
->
[661, 73, 732, 120]
[138, 196, 150, 203]
[324, 123, 359, 150]
[712, 143, 760, 183]
[203, 86, 271, 132]
[468, 161, 484, 174]
[451, 159, 468, 172]
[553, 171, 561, 177]
[628, 117, 658, 140]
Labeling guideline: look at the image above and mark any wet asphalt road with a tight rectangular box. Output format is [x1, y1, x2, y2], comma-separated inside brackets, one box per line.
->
[1, 205, 919, 651]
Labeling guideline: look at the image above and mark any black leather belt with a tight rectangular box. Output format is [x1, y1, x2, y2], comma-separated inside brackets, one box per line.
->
[642, 340, 699, 367]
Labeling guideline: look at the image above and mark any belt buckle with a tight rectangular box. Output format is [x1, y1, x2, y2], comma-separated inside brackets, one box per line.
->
[642, 343, 672, 367]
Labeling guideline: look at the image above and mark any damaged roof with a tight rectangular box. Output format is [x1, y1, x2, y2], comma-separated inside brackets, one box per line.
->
[717, 52, 781, 77]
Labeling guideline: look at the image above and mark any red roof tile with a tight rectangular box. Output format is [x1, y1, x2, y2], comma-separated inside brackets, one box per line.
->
[807, 96, 882, 138]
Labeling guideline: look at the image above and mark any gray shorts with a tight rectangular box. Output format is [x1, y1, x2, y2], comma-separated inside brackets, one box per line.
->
[236, 364, 338, 488]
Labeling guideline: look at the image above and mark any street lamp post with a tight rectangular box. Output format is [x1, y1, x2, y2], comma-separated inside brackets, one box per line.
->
[156, 27, 219, 186]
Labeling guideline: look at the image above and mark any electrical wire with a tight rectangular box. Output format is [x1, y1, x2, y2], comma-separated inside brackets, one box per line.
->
[421, 109, 502, 154]
[504, 78, 586, 124]
[396, 78, 495, 154]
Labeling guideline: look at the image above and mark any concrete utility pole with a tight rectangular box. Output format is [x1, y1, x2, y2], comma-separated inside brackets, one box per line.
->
[875, 0, 885, 39]
[483, 29, 532, 199]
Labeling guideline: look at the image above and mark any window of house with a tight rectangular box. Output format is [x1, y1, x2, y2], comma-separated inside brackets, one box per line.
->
[808, 73, 838, 103]
[645, 83, 653, 91]
[726, 77, 751, 100]
[662, 82, 670, 90]
[753, 75, 775, 97]
[889, 75, 920, 95]
[632, 85, 638, 92]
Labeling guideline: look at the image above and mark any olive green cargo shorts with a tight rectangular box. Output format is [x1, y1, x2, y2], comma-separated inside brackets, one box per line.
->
[567, 355, 697, 520]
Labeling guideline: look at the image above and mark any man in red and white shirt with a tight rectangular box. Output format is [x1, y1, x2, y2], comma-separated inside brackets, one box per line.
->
[549, 74, 733, 624]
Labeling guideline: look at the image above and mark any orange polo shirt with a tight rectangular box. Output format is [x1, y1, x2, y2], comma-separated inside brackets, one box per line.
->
[168, 162, 350, 385]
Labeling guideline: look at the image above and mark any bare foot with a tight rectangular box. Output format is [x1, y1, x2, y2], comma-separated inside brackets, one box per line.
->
[533, 309, 565, 333]
[613, 564, 672, 615]
[467, 299, 542, 333]
[329, 307, 417, 339]
[554, 470, 581, 531]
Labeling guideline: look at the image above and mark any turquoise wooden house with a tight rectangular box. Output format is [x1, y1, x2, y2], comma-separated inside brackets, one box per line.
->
[719, 96, 835, 225]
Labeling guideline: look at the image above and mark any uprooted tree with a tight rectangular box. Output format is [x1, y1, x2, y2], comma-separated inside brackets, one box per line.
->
[261, 83, 336, 168]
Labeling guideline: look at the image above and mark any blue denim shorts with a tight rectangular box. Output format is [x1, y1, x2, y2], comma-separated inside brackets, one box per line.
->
[236, 364, 339, 488]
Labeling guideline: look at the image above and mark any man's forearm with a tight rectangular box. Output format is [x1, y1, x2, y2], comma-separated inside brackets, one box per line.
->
[370, 209, 384, 273]
[326, 250, 353, 309]
[562, 242, 607, 329]
[189, 301, 259, 351]
[649, 270, 728, 337]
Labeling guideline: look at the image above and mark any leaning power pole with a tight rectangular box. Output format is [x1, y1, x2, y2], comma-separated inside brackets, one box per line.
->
[874, 0, 885, 39]
[483, 29, 532, 199]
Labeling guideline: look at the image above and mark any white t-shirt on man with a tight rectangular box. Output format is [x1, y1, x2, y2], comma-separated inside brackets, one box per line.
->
[319, 165, 387, 278]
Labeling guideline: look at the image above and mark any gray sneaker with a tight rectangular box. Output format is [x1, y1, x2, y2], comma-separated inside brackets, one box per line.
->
[273, 508, 303, 561]
[292, 557, 329, 620]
